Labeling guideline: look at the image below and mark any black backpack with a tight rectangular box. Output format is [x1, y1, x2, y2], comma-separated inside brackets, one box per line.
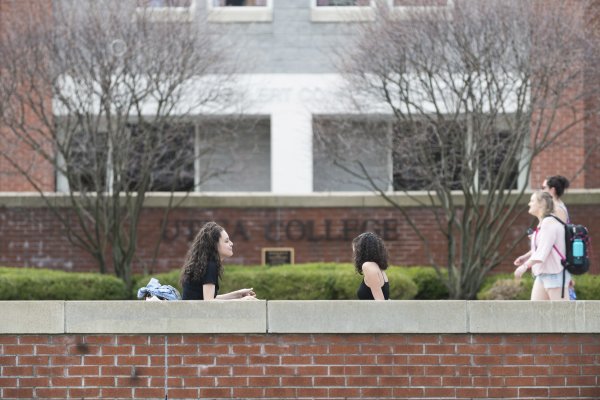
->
[550, 215, 591, 276]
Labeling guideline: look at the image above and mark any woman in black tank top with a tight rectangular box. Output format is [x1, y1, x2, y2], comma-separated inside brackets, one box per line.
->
[352, 232, 390, 300]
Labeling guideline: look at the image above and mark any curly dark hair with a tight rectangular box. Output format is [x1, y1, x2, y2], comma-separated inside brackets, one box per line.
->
[545, 175, 570, 197]
[180, 222, 224, 286]
[352, 232, 388, 274]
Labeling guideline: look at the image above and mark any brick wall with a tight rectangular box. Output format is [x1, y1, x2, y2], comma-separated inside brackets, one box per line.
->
[1, 333, 599, 399]
[0, 201, 598, 274]
[0, 0, 55, 192]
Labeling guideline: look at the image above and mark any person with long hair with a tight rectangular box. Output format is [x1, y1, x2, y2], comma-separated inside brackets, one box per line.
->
[514, 176, 571, 283]
[180, 222, 256, 301]
[542, 175, 570, 223]
[514, 191, 571, 300]
[543, 175, 577, 299]
[352, 232, 390, 300]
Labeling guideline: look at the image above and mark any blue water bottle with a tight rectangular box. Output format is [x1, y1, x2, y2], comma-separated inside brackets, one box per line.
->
[573, 239, 584, 264]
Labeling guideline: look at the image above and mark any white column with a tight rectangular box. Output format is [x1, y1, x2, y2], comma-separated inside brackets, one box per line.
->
[270, 108, 313, 193]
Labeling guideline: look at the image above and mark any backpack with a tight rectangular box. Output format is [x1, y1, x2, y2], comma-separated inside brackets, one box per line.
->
[550, 215, 590, 275]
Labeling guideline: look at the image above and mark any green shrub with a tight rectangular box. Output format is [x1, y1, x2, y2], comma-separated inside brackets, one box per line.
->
[477, 273, 532, 300]
[404, 267, 449, 299]
[477, 278, 531, 300]
[0, 267, 128, 300]
[134, 263, 418, 300]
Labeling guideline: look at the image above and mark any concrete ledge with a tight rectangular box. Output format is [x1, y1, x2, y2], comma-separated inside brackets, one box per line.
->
[267, 300, 467, 333]
[468, 301, 600, 333]
[1, 301, 64, 334]
[65, 300, 267, 334]
[3, 300, 600, 334]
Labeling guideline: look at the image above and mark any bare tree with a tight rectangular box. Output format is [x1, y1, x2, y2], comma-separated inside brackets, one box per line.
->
[324, 0, 600, 299]
[0, 0, 240, 289]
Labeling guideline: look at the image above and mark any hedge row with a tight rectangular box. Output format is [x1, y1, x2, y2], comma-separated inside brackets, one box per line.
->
[0, 267, 128, 300]
[136, 263, 419, 301]
[1, 264, 599, 300]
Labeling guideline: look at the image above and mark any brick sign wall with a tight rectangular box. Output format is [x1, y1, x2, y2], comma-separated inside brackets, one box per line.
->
[0, 201, 599, 274]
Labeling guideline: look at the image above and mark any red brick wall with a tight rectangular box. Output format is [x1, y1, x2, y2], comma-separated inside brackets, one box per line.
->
[584, 66, 600, 188]
[1, 333, 599, 399]
[1, 204, 599, 274]
[0, 0, 54, 192]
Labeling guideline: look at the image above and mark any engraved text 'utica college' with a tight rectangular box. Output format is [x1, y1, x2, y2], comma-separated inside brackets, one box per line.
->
[163, 219, 398, 242]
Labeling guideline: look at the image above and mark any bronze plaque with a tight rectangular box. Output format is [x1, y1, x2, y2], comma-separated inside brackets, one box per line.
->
[261, 247, 295, 266]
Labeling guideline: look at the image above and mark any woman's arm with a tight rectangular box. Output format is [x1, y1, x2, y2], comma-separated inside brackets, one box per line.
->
[514, 250, 532, 266]
[202, 285, 256, 300]
[216, 288, 256, 300]
[363, 262, 386, 300]
[514, 259, 541, 278]
[202, 284, 216, 300]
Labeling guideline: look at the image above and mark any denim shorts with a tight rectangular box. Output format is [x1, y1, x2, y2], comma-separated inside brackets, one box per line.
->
[536, 270, 571, 289]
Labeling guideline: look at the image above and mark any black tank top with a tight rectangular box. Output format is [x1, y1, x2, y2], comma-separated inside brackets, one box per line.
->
[357, 280, 390, 300]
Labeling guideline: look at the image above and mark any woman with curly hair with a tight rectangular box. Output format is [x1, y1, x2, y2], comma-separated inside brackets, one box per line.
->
[180, 222, 256, 301]
[352, 232, 390, 300]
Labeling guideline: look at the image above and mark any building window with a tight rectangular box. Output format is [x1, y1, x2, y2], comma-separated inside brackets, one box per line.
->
[313, 117, 391, 192]
[58, 123, 195, 193]
[392, 120, 519, 191]
[392, 120, 464, 191]
[127, 123, 195, 192]
[311, 0, 374, 22]
[60, 131, 109, 193]
[207, 0, 272, 22]
[196, 117, 271, 192]
[477, 130, 519, 190]
[312, 116, 520, 193]
[58, 118, 272, 193]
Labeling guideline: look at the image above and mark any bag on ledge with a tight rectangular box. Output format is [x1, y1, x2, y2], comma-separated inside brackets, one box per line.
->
[137, 278, 181, 301]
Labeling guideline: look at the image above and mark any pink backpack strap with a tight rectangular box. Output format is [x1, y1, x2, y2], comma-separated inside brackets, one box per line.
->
[553, 244, 565, 261]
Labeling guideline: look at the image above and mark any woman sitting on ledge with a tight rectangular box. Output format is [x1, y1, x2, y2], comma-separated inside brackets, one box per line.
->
[353, 232, 390, 300]
[180, 221, 256, 301]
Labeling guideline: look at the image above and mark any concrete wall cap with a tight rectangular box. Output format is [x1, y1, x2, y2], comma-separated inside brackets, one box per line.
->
[2, 300, 600, 334]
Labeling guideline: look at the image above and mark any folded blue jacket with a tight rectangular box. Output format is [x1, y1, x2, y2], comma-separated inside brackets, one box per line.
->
[137, 278, 181, 301]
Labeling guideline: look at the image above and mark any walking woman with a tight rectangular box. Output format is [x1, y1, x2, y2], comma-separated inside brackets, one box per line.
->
[180, 222, 256, 301]
[542, 175, 570, 223]
[514, 191, 571, 300]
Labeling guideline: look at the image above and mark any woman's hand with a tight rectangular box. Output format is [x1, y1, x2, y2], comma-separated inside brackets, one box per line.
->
[514, 254, 528, 266]
[514, 264, 528, 279]
[237, 288, 256, 299]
